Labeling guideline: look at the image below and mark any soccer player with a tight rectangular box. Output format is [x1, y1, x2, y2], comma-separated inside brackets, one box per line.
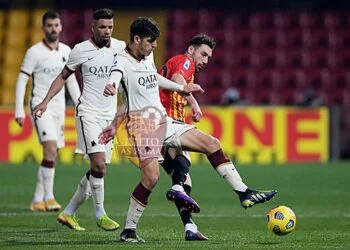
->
[158, 33, 212, 240]
[15, 11, 80, 212]
[100, 17, 278, 243]
[33, 9, 125, 231]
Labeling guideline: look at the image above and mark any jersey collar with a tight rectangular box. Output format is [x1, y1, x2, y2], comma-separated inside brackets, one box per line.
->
[90, 37, 111, 49]
[42, 39, 59, 51]
[125, 45, 145, 62]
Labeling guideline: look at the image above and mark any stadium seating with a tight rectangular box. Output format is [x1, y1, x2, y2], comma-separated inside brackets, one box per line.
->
[1, 9, 350, 107]
[165, 10, 350, 105]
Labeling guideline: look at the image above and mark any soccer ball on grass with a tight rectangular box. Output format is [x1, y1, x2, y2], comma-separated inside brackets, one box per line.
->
[267, 205, 296, 236]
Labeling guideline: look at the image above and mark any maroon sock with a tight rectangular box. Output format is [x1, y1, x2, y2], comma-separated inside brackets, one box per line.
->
[207, 149, 230, 169]
[132, 183, 151, 206]
[90, 169, 104, 178]
[41, 159, 54, 169]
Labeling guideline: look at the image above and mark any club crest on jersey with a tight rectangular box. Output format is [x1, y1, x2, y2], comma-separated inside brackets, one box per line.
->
[138, 73, 158, 89]
[183, 59, 190, 70]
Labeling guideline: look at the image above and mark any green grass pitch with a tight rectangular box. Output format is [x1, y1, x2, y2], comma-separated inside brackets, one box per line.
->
[0, 161, 349, 249]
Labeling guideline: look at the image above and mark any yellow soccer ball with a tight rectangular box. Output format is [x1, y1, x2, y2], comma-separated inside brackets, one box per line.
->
[267, 205, 296, 235]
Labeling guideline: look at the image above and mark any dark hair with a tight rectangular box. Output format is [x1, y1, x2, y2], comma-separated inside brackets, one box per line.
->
[93, 8, 114, 21]
[42, 11, 60, 26]
[130, 17, 160, 42]
[189, 33, 216, 49]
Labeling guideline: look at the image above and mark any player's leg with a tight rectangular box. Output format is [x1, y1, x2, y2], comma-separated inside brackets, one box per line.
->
[179, 175, 208, 241]
[30, 141, 58, 211]
[120, 158, 160, 243]
[161, 152, 192, 222]
[88, 151, 119, 231]
[58, 116, 91, 230]
[41, 140, 61, 211]
[87, 118, 119, 230]
[58, 116, 118, 231]
[162, 150, 208, 240]
[58, 170, 90, 231]
[180, 128, 277, 208]
[163, 119, 200, 213]
[30, 112, 60, 211]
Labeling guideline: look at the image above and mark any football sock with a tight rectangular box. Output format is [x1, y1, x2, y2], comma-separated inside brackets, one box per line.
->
[33, 166, 44, 202]
[175, 184, 193, 226]
[64, 173, 91, 215]
[208, 149, 248, 192]
[185, 222, 198, 233]
[89, 172, 105, 219]
[171, 155, 190, 186]
[125, 183, 151, 229]
[41, 160, 55, 201]
[171, 184, 184, 192]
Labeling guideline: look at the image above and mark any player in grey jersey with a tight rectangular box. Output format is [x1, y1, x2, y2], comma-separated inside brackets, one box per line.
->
[100, 17, 277, 243]
[34, 8, 124, 231]
[15, 11, 80, 212]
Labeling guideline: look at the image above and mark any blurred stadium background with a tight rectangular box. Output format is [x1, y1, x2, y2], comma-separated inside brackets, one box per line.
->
[1, 0, 350, 249]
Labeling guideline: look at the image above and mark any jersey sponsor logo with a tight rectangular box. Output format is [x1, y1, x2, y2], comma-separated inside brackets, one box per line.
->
[183, 59, 190, 70]
[88, 65, 113, 79]
[43, 66, 63, 76]
[138, 73, 158, 89]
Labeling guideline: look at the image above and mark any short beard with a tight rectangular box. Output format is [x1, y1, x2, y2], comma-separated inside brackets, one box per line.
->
[96, 38, 110, 47]
[46, 35, 58, 43]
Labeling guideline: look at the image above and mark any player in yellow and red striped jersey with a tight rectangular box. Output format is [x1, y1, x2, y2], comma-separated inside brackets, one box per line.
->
[159, 54, 196, 122]
[159, 34, 214, 241]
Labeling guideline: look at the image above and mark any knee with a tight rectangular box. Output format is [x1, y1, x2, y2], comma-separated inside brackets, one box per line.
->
[148, 171, 160, 187]
[91, 159, 106, 175]
[143, 169, 160, 189]
[44, 145, 58, 160]
[207, 136, 221, 154]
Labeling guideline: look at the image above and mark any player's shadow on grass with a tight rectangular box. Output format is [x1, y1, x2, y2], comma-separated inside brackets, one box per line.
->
[2, 229, 57, 234]
[256, 242, 281, 245]
[0, 207, 33, 213]
[3, 239, 117, 246]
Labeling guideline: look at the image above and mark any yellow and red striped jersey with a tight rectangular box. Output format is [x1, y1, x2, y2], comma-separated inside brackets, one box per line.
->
[159, 54, 195, 122]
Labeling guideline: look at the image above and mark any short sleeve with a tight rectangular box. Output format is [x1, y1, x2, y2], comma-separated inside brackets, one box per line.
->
[65, 45, 82, 72]
[20, 48, 37, 76]
[111, 54, 126, 76]
[171, 57, 195, 80]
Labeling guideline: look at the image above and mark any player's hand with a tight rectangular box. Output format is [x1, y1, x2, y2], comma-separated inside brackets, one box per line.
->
[192, 106, 203, 122]
[103, 83, 116, 97]
[98, 124, 116, 144]
[33, 102, 48, 118]
[15, 117, 25, 127]
[183, 84, 205, 94]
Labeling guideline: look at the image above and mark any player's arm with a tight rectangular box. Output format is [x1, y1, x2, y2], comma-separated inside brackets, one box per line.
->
[14, 71, 30, 126]
[103, 70, 122, 96]
[157, 73, 204, 94]
[170, 73, 203, 122]
[65, 73, 81, 105]
[33, 67, 73, 117]
[15, 48, 38, 126]
[99, 70, 125, 143]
